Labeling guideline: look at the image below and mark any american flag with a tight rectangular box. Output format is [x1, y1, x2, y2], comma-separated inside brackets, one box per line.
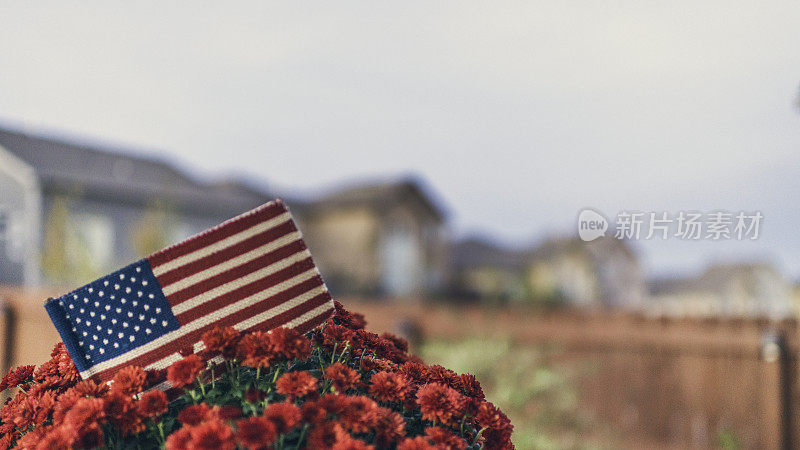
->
[44, 200, 334, 382]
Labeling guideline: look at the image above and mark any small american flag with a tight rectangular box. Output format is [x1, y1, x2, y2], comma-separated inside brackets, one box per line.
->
[44, 200, 334, 382]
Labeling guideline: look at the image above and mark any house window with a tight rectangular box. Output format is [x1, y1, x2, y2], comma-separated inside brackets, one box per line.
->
[380, 222, 422, 297]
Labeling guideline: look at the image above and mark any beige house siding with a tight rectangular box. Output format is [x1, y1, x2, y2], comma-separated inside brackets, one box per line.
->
[299, 207, 382, 295]
[527, 254, 598, 306]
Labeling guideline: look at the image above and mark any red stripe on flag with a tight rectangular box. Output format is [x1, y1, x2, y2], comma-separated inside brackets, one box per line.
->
[174, 257, 317, 324]
[242, 292, 333, 334]
[148, 201, 286, 268]
[161, 240, 310, 307]
[155, 220, 298, 287]
[292, 308, 334, 335]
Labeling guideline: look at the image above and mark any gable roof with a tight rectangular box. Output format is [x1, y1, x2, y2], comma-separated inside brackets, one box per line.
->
[0, 127, 269, 216]
[450, 236, 530, 271]
[648, 262, 784, 296]
[303, 176, 447, 222]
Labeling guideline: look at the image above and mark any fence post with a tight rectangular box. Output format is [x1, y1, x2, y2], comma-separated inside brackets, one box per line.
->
[778, 330, 794, 450]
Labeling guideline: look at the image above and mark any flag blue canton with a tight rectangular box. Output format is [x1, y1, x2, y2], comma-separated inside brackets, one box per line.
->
[44, 259, 180, 372]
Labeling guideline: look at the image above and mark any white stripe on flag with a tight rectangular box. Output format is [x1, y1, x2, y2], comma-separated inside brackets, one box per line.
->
[282, 303, 334, 329]
[160, 231, 302, 295]
[170, 248, 313, 316]
[151, 212, 292, 276]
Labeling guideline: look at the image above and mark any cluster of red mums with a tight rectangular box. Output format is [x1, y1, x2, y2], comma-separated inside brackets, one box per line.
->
[0, 302, 513, 449]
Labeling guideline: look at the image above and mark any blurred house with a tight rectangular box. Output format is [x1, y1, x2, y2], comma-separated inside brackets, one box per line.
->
[0, 127, 269, 285]
[450, 235, 646, 309]
[526, 236, 646, 309]
[648, 262, 793, 319]
[0, 146, 41, 285]
[292, 178, 448, 298]
[449, 237, 529, 302]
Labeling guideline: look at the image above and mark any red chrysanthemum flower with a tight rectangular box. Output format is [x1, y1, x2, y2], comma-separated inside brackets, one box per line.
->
[236, 416, 277, 449]
[369, 371, 410, 403]
[332, 436, 375, 450]
[397, 361, 428, 383]
[213, 405, 243, 421]
[138, 390, 168, 418]
[63, 397, 106, 432]
[35, 425, 75, 450]
[476, 401, 514, 447]
[306, 422, 349, 449]
[0, 434, 14, 450]
[167, 354, 204, 388]
[275, 371, 318, 400]
[52, 343, 80, 381]
[332, 301, 367, 330]
[427, 365, 463, 391]
[105, 390, 144, 436]
[416, 383, 467, 425]
[263, 401, 301, 434]
[321, 324, 356, 348]
[72, 379, 109, 397]
[201, 325, 241, 359]
[10, 390, 56, 429]
[0, 365, 35, 391]
[76, 423, 105, 449]
[397, 436, 437, 450]
[324, 363, 361, 393]
[32, 359, 59, 382]
[165, 427, 192, 450]
[301, 399, 328, 424]
[316, 393, 348, 416]
[459, 373, 485, 401]
[372, 407, 406, 447]
[178, 403, 212, 426]
[361, 357, 398, 373]
[269, 327, 312, 361]
[16, 425, 50, 449]
[52, 389, 81, 424]
[340, 396, 379, 433]
[425, 426, 467, 450]
[188, 419, 235, 450]
[381, 332, 409, 352]
[237, 331, 275, 368]
[27, 375, 64, 397]
[111, 365, 146, 395]
[35, 391, 57, 426]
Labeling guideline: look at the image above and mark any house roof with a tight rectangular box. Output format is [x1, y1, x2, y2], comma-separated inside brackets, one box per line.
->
[302, 176, 447, 222]
[0, 127, 270, 216]
[531, 235, 637, 262]
[450, 236, 530, 271]
[648, 262, 783, 296]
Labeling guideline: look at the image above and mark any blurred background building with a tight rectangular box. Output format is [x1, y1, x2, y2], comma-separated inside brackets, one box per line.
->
[0, 126, 451, 300]
[292, 179, 447, 299]
[0, 124, 795, 319]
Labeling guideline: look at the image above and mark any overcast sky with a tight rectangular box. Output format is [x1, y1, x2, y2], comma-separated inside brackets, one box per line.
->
[1, 1, 799, 279]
